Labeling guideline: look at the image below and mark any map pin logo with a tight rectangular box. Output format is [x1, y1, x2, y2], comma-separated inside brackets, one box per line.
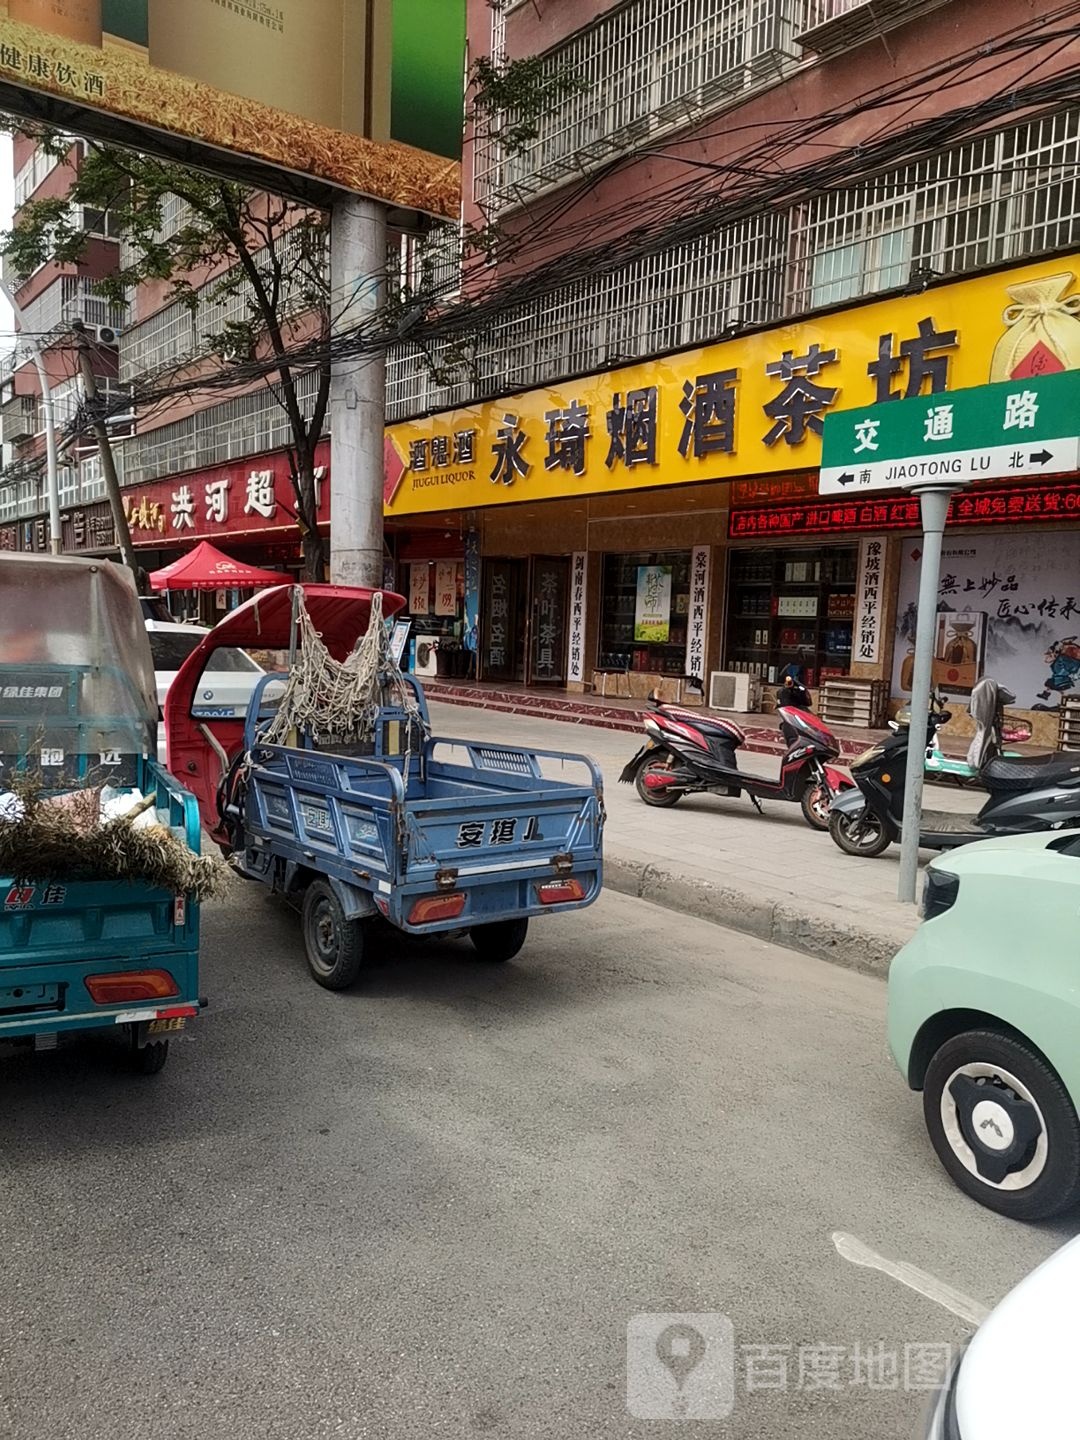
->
[655, 1322, 707, 1412]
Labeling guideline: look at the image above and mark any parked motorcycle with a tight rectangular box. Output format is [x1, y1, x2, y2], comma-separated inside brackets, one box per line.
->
[619, 680, 852, 831]
[830, 696, 1080, 857]
[921, 677, 1033, 787]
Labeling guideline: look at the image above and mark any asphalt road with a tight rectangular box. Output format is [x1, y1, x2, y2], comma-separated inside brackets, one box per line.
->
[0, 889, 1072, 1439]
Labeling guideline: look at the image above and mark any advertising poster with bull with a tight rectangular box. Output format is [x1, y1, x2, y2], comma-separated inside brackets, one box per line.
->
[893, 532, 1080, 711]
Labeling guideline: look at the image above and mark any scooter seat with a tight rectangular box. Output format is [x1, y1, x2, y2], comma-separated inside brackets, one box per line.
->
[982, 754, 1080, 791]
[660, 705, 745, 744]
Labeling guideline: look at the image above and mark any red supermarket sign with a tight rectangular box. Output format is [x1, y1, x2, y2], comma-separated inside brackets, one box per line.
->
[728, 478, 1080, 539]
[122, 441, 331, 547]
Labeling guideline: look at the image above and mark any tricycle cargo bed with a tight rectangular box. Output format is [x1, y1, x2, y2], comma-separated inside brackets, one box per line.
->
[0, 757, 202, 1039]
[237, 736, 604, 931]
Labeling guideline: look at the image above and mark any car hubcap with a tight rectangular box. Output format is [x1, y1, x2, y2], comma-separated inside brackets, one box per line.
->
[940, 1063, 1047, 1189]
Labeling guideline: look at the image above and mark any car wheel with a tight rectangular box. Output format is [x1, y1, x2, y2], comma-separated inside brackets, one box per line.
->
[301, 880, 367, 990]
[923, 1029, 1080, 1220]
[828, 806, 891, 856]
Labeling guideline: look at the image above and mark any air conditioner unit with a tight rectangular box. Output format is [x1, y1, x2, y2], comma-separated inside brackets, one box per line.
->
[708, 670, 762, 712]
[91, 324, 121, 346]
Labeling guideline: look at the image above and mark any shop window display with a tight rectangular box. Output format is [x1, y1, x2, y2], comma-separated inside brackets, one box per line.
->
[600, 550, 691, 674]
[726, 546, 857, 687]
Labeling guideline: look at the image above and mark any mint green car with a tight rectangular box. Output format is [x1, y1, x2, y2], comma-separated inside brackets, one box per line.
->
[888, 830, 1080, 1221]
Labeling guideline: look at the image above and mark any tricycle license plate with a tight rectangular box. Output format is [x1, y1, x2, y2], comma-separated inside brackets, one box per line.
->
[147, 1017, 185, 1036]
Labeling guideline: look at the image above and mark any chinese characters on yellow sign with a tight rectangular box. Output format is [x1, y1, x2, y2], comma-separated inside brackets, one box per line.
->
[385, 257, 1080, 517]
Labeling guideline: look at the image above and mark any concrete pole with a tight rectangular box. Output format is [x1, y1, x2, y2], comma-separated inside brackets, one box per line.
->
[329, 194, 386, 588]
[72, 322, 139, 575]
[0, 277, 61, 554]
[897, 485, 961, 904]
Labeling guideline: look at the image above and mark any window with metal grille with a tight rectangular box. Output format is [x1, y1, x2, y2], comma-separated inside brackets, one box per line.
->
[18, 277, 127, 338]
[119, 370, 323, 487]
[474, 0, 813, 210]
[393, 107, 1080, 420]
[120, 228, 327, 381]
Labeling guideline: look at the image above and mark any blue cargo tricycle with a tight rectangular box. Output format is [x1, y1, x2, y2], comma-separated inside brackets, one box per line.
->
[166, 584, 604, 988]
[0, 553, 202, 1072]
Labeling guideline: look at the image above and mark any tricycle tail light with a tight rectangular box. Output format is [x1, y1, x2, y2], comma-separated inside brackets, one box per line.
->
[408, 892, 466, 925]
[537, 878, 585, 905]
[85, 969, 181, 1004]
[922, 870, 960, 921]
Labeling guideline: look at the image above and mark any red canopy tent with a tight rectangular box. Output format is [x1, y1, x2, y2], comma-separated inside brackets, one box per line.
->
[149, 541, 292, 592]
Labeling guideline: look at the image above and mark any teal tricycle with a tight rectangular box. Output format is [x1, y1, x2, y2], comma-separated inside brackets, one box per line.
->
[0, 553, 203, 1073]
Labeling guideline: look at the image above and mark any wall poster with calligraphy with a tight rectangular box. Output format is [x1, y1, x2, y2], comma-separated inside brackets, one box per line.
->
[568, 552, 587, 684]
[634, 566, 672, 643]
[409, 562, 430, 615]
[892, 530, 1080, 707]
[684, 546, 710, 685]
[434, 561, 458, 617]
[854, 538, 885, 665]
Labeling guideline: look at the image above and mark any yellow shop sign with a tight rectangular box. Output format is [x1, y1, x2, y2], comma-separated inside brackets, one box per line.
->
[384, 257, 1080, 517]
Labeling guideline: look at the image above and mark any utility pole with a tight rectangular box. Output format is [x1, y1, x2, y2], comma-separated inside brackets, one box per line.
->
[328, 194, 386, 589]
[0, 276, 61, 555]
[896, 483, 963, 903]
[71, 320, 139, 578]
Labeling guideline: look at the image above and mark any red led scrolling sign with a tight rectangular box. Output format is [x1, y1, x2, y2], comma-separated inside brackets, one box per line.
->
[727, 479, 1080, 539]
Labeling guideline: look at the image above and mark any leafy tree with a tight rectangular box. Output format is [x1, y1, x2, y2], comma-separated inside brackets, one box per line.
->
[2, 139, 333, 580]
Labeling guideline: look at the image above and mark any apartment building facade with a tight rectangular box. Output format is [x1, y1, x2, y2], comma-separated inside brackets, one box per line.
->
[373, 0, 1080, 726]
[4, 0, 1080, 727]
[0, 132, 127, 551]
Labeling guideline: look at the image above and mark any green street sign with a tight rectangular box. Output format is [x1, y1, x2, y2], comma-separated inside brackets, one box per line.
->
[819, 370, 1080, 495]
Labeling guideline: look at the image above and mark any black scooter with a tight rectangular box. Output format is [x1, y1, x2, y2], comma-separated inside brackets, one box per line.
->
[829, 700, 1080, 857]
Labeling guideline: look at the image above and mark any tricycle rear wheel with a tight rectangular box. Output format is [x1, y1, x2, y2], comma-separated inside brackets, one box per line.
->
[302, 880, 367, 990]
[129, 1033, 169, 1074]
[470, 918, 528, 963]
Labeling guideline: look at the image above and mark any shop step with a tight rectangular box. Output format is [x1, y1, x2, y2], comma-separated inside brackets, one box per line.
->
[420, 680, 878, 758]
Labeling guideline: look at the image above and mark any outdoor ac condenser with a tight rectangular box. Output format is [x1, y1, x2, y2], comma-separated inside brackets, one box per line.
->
[708, 671, 762, 712]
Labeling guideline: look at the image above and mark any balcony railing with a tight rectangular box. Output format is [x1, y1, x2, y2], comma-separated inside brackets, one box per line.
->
[475, 0, 820, 212]
[797, 0, 955, 57]
[1, 395, 39, 445]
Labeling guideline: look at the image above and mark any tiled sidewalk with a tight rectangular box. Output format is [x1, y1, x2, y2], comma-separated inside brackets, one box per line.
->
[427, 699, 986, 975]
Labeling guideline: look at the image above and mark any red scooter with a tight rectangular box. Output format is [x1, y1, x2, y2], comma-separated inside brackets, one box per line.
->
[619, 681, 852, 831]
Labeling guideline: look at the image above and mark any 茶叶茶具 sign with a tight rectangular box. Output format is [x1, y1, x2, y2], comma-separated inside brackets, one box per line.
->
[819, 371, 1080, 496]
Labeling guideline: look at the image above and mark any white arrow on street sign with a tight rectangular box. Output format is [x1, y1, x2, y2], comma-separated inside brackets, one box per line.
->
[818, 436, 1080, 496]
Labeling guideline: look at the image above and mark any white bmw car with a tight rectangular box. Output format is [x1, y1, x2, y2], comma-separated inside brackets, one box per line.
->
[144, 619, 264, 763]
